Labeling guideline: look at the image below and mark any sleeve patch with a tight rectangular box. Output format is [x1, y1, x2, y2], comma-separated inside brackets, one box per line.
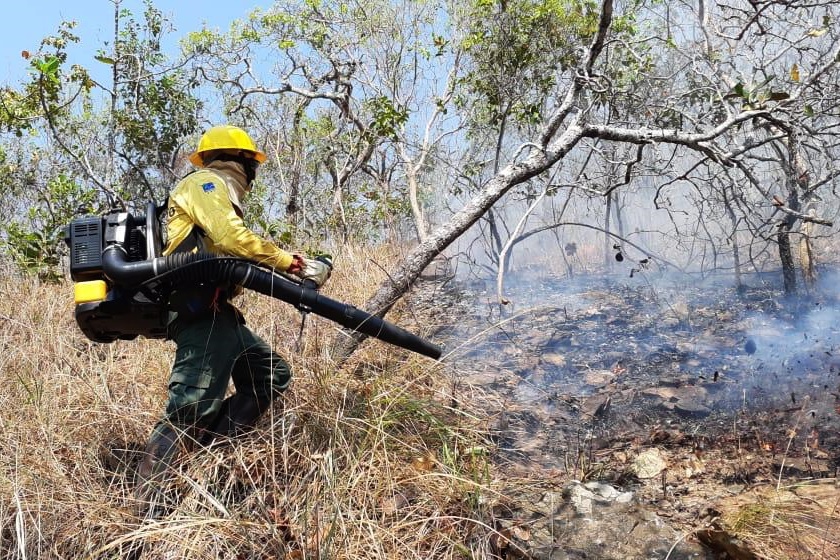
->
[201, 182, 216, 192]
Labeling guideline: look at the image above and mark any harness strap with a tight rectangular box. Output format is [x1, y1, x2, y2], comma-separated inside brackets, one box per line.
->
[170, 225, 207, 254]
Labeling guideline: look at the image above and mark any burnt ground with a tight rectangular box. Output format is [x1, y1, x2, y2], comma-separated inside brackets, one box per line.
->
[418, 266, 840, 555]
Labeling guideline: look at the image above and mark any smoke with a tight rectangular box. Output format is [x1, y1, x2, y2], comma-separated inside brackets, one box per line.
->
[441, 256, 840, 414]
[734, 278, 840, 413]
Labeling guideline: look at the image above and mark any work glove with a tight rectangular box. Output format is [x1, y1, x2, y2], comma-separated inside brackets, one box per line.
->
[288, 254, 332, 289]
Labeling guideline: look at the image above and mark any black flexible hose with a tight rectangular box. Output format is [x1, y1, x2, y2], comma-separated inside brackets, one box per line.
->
[101, 246, 442, 359]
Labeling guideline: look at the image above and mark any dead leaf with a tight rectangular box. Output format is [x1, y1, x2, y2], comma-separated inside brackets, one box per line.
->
[791, 63, 800, 82]
[412, 452, 436, 472]
[491, 528, 511, 554]
[511, 525, 531, 541]
[379, 493, 409, 515]
[684, 453, 706, 478]
[542, 353, 566, 367]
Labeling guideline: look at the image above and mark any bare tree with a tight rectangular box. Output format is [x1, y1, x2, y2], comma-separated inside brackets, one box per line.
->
[333, 0, 840, 360]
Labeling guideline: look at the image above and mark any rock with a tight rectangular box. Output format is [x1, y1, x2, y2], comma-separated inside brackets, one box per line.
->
[633, 448, 668, 479]
[518, 481, 712, 560]
[642, 385, 711, 418]
[583, 481, 633, 504]
[535, 491, 566, 515]
[562, 481, 634, 518]
[642, 386, 679, 400]
[674, 399, 712, 418]
[565, 483, 596, 517]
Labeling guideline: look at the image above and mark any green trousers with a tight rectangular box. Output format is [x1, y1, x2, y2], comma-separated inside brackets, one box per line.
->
[163, 303, 291, 433]
[137, 302, 291, 511]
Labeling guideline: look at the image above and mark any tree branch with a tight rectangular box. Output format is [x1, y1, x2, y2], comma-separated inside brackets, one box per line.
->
[771, 195, 833, 226]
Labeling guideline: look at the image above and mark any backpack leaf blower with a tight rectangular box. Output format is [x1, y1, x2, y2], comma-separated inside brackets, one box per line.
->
[64, 203, 442, 360]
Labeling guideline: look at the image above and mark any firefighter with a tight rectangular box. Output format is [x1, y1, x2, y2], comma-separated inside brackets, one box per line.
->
[136, 125, 331, 516]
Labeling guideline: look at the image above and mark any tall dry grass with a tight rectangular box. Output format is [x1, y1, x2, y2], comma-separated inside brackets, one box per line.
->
[0, 248, 502, 559]
[705, 480, 840, 560]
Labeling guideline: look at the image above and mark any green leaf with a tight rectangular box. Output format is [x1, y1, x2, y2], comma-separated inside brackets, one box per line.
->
[36, 56, 60, 76]
[44, 57, 60, 74]
[94, 55, 115, 65]
[804, 105, 815, 117]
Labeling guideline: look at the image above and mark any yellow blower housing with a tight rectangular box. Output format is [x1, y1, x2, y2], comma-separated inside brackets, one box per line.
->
[74, 280, 108, 304]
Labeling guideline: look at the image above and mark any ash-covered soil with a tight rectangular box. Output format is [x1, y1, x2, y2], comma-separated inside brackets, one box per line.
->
[416, 267, 840, 556]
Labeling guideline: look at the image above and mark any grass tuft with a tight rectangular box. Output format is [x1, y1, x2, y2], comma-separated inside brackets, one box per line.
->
[0, 250, 501, 558]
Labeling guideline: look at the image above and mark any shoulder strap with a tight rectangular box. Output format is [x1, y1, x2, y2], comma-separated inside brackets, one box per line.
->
[170, 225, 207, 254]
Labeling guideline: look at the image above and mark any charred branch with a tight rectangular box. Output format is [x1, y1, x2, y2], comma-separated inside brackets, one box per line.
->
[582, 109, 772, 163]
[604, 144, 645, 197]
[771, 196, 833, 226]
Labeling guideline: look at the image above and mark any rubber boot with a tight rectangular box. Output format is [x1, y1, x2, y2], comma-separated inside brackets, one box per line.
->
[135, 423, 181, 519]
[201, 394, 271, 446]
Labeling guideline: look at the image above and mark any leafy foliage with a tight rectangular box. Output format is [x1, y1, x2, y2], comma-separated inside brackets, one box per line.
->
[458, 0, 599, 127]
[111, 1, 201, 200]
[0, 2, 202, 277]
[4, 174, 98, 281]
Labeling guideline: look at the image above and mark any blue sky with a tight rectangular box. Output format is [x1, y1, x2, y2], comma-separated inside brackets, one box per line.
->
[0, 0, 262, 84]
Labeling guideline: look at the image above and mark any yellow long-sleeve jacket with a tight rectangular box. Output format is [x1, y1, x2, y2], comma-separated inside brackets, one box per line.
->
[163, 161, 294, 272]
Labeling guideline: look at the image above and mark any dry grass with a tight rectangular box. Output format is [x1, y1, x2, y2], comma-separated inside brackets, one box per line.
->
[715, 480, 840, 560]
[0, 248, 502, 559]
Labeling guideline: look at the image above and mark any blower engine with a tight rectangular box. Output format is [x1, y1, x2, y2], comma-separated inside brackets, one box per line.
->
[65, 202, 169, 343]
[64, 203, 442, 360]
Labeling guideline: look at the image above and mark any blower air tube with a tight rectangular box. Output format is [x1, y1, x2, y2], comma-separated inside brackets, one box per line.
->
[101, 246, 442, 360]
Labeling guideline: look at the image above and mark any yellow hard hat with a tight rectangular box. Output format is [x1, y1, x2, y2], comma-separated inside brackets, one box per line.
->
[188, 125, 267, 166]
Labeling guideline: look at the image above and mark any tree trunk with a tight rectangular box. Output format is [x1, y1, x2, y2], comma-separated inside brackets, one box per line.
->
[721, 185, 742, 291]
[485, 209, 505, 266]
[799, 206, 816, 287]
[286, 102, 309, 220]
[405, 165, 428, 242]
[604, 192, 612, 271]
[778, 130, 813, 294]
[330, 122, 586, 363]
[789, 134, 816, 288]
[778, 217, 797, 294]
[614, 193, 626, 243]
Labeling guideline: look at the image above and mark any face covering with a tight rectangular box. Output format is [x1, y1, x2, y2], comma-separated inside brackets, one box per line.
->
[243, 157, 259, 186]
[204, 158, 252, 216]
